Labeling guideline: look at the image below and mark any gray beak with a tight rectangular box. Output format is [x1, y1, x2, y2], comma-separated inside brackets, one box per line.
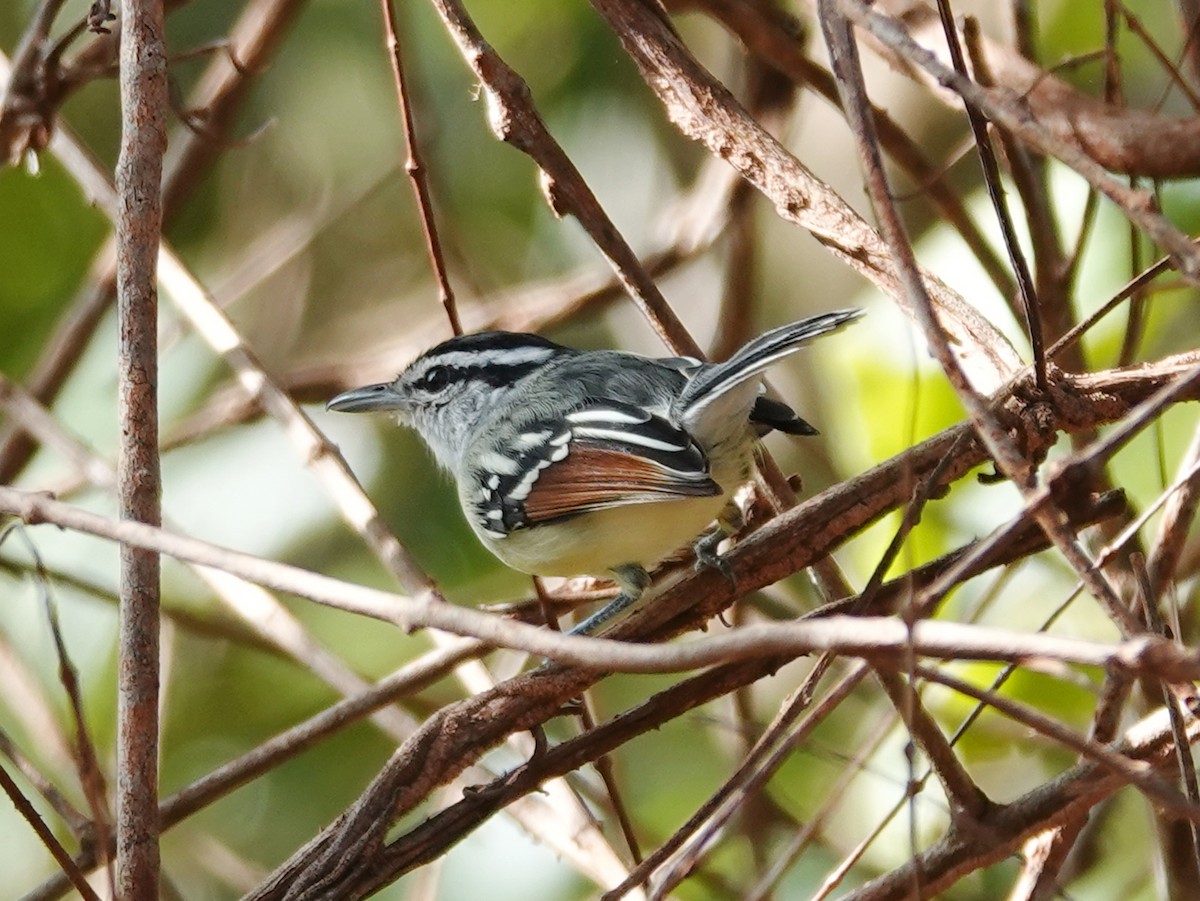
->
[326, 382, 408, 414]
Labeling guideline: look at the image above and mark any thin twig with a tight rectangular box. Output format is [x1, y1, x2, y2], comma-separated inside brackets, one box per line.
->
[576, 697, 643, 865]
[0, 0, 307, 486]
[0, 762, 101, 901]
[589, 0, 1022, 389]
[425, 0, 702, 356]
[1, 525, 114, 889]
[1119, 2, 1200, 111]
[0, 726, 91, 840]
[1133, 551, 1200, 889]
[935, 2, 1047, 388]
[1148, 417, 1200, 598]
[379, 0, 461, 335]
[840, 0, 1200, 278]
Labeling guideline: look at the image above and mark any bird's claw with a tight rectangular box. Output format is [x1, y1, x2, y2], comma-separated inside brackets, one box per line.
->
[693, 528, 736, 587]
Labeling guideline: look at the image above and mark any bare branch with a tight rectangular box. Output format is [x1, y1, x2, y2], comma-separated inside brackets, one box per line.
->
[114, 0, 167, 894]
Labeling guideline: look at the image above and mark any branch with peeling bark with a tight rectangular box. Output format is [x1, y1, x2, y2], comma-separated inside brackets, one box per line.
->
[590, 0, 1022, 390]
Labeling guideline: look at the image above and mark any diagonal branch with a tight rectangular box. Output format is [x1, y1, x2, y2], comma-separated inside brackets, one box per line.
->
[588, 0, 1021, 389]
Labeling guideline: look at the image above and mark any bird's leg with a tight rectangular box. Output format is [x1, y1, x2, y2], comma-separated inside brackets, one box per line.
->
[568, 564, 651, 636]
[692, 501, 743, 588]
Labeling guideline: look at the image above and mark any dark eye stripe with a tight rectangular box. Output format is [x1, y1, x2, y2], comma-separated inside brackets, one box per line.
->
[415, 366, 449, 391]
[407, 348, 560, 396]
[458, 360, 547, 389]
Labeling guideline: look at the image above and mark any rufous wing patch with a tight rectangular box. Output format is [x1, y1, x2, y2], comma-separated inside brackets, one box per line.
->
[522, 444, 719, 523]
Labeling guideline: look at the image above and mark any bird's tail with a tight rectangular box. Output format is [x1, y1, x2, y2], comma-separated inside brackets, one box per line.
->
[676, 309, 863, 429]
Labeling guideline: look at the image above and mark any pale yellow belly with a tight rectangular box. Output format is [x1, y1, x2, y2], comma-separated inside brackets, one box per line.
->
[477, 491, 732, 577]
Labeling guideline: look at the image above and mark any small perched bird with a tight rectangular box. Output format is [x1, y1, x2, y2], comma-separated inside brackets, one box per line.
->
[327, 309, 861, 633]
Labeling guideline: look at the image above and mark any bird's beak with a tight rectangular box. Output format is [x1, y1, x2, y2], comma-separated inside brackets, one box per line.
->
[326, 382, 409, 414]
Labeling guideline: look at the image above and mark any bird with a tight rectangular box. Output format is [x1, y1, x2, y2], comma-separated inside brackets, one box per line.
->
[327, 309, 862, 634]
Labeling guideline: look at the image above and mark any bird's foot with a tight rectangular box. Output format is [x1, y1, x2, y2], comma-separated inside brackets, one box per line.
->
[692, 526, 736, 588]
[567, 564, 651, 636]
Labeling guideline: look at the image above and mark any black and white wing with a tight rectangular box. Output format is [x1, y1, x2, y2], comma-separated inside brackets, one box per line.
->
[469, 401, 720, 537]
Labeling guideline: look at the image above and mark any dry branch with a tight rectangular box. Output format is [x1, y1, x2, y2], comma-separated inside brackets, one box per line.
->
[870, 0, 1200, 180]
[589, 0, 1022, 390]
[113, 0, 167, 895]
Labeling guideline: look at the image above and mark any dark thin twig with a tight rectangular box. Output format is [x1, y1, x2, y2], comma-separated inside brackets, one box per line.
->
[0, 763, 101, 901]
[823, 1, 1139, 640]
[576, 697, 643, 865]
[114, 0, 168, 895]
[1104, 0, 1123, 106]
[1118, 2, 1200, 112]
[0, 524, 114, 890]
[1050, 250, 1179, 360]
[0, 726, 92, 840]
[1011, 0, 1034, 59]
[965, 15, 1074, 368]
[1148, 423, 1200, 599]
[1104, 5, 1146, 369]
[1061, 186, 1101, 298]
[379, 0, 461, 335]
[935, 1, 1046, 389]
[604, 660, 861, 900]
[426, 0, 702, 356]
[1120, 181, 1149, 367]
[1177, 0, 1200, 83]
[1132, 551, 1200, 884]
[0, 0, 308, 487]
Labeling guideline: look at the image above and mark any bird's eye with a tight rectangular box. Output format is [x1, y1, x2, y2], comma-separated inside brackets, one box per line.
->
[418, 366, 450, 392]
